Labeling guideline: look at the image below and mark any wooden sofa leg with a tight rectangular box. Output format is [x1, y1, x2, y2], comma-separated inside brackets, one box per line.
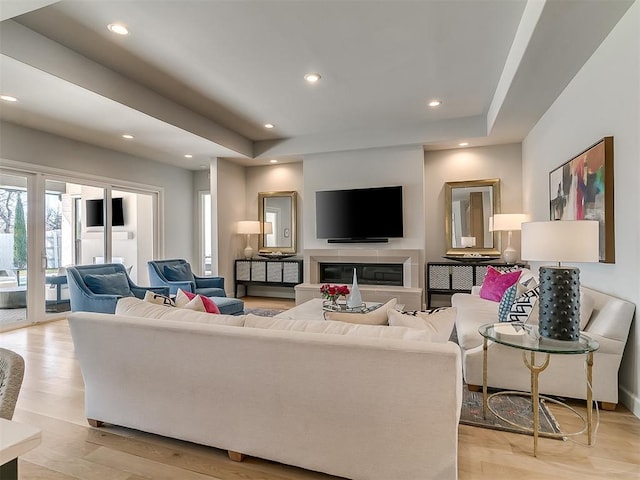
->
[228, 450, 245, 462]
[87, 418, 104, 427]
[466, 384, 481, 392]
[600, 402, 617, 411]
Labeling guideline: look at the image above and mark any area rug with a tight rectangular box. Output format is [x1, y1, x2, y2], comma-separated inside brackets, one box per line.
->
[243, 307, 286, 317]
[460, 385, 563, 439]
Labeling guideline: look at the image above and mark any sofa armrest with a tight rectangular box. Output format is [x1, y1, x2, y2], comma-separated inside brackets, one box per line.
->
[194, 276, 225, 290]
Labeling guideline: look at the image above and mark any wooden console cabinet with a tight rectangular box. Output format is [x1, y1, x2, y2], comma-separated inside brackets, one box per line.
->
[426, 261, 528, 308]
[234, 258, 303, 298]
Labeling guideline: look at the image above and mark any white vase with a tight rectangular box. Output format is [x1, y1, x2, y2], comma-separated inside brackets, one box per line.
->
[346, 268, 363, 308]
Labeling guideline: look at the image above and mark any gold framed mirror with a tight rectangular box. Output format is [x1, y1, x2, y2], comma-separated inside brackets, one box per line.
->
[258, 191, 297, 254]
[444, 179, 501, 256]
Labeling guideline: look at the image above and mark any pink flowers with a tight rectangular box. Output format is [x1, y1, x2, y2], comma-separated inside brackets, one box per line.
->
[320, 284, 350, 302]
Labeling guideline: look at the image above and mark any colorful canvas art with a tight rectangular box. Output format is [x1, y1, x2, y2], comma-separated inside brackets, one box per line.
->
[549, 137, 614, 263]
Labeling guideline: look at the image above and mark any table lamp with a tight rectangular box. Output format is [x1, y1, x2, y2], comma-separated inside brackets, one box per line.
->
[491, 213, 528, 264]
[237, 221, 261, 259]
[521, 220, 599, 341]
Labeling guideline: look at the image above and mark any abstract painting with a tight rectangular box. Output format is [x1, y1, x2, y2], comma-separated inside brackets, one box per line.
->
[549, 136, 614, 263]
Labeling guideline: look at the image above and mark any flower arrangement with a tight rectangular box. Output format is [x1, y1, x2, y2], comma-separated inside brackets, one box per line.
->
[320, 284, 350, 303]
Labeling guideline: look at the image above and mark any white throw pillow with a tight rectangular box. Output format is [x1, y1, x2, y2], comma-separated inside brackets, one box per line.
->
[323, 298, 397, 325]
[387, 307, 456, 343]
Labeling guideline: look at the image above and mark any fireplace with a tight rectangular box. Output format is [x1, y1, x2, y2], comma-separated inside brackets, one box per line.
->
[297, 249, 423, 309]
[319, 263, 403, 286]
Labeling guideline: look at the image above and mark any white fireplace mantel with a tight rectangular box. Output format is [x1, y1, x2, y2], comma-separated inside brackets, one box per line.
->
[297, 249, 425, 309]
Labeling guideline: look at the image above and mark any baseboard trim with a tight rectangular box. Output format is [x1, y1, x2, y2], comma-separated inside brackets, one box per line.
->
[619, 385, 640, 419]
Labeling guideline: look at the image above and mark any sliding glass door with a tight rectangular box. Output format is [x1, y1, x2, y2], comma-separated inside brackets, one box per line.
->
[0, 172, 29, 329]
[0, 167, 159, 330]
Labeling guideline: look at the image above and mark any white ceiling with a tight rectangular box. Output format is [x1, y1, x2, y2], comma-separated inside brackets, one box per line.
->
[0, 0, 633, 169]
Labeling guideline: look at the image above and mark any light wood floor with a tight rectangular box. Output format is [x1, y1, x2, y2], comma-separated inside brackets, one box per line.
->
[2, 296, 639, 480]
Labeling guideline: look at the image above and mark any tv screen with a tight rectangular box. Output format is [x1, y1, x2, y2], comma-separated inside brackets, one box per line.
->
[315, 186, 403, 241]
[86, 198, 125, 227]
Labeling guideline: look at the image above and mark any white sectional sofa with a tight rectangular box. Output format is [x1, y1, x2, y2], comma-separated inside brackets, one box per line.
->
[68, 297, 462, 480]
[452, 285, 635, 408]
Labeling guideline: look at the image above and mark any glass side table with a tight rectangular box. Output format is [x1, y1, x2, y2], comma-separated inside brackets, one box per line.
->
[478, 322, 599, 456]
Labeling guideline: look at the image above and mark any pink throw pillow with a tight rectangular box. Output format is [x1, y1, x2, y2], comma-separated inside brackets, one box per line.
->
[479, 266, 522, 302]
[181, 290, 221, 314]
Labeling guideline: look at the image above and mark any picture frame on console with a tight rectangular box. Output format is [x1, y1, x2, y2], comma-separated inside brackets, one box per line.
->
[548, 136, 614, 263]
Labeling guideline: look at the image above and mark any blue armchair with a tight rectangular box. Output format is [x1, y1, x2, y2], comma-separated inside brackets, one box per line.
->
[147, 259, 226, 297]
[66, 263, 169, 314]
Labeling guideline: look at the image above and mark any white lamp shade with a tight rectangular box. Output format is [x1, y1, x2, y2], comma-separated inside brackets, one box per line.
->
[460, 236, 476, 247]
[492, 213, 528, 232]
[263, 222, 273, 234]
[237, 220, 261, 234]
[521, 220, 599, 263]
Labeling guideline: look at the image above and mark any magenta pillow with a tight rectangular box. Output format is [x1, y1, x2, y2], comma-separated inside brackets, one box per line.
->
[181, 290, 221, 314]
[479, 267, 522, 302]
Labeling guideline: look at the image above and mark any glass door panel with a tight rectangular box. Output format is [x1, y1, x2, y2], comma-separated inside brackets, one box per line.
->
[112, 189, 155, 285]
[0, 173, 28, 329]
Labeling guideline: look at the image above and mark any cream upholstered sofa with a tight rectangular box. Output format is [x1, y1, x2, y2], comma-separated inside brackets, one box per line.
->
[68, 297, 462, 480]
[452, 285, 635, 409]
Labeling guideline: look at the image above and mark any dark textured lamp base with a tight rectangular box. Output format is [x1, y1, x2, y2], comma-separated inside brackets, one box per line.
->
[538, 266, 581, 341]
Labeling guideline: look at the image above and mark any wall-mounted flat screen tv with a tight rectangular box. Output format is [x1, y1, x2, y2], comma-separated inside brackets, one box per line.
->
[86, 198, 125, 227]
[315, 186, 403, 242]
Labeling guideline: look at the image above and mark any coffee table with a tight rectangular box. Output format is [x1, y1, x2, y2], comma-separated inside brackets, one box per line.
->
[274, 298, 385, 322]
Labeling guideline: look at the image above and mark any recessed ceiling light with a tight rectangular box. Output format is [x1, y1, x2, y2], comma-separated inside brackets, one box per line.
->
[122, 134, 134, 139]
[184, 154, 193, 158]
[264, 123, 275, 129]
[459, 142, 469, 147]
[304, 72, 321, 83]
[269, 159, 278, 164]
[107, 23, 129, 35]
[428, 100, 442, 107]
[0, 95, 17, 102]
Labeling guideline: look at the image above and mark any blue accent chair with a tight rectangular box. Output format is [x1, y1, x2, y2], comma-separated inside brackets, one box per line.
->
[147, 259, 226, 297]
[147, 259, 244, 315]
[66, 263, 169, 314]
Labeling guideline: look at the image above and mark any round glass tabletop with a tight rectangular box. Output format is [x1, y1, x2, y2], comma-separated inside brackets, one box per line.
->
[479, 322, 599, 354]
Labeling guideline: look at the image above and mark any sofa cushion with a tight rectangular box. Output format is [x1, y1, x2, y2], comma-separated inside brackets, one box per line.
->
[324, 298, 397, 325]
[479, 266, 522, 302]
[244, 314, 435, 341]
[116, 297, 244, 326]
[387, 307, 456, 343]
[163, 263, 195, 282]
[84, 272, 132, 296]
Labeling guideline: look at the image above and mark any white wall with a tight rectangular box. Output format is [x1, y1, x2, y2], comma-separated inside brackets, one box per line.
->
[0, 122, 195, 265]
[423, 144, 523, 262]
[522, 2, 639, 415]
[303, 145, 425, 251]
[214, 159, 247, 295]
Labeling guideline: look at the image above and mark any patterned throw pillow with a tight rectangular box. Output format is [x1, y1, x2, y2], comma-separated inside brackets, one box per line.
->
[143, 290, 176, 307]
[387, 307, 456, 343]
[498, 284, 518, 322]
[506, 285, 540, 323]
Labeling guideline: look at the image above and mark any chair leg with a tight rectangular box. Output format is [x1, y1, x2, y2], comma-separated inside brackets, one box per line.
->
[228, 451, 245, 462]
[87, 418, 104, 427]
[600, 402, 617, 411]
